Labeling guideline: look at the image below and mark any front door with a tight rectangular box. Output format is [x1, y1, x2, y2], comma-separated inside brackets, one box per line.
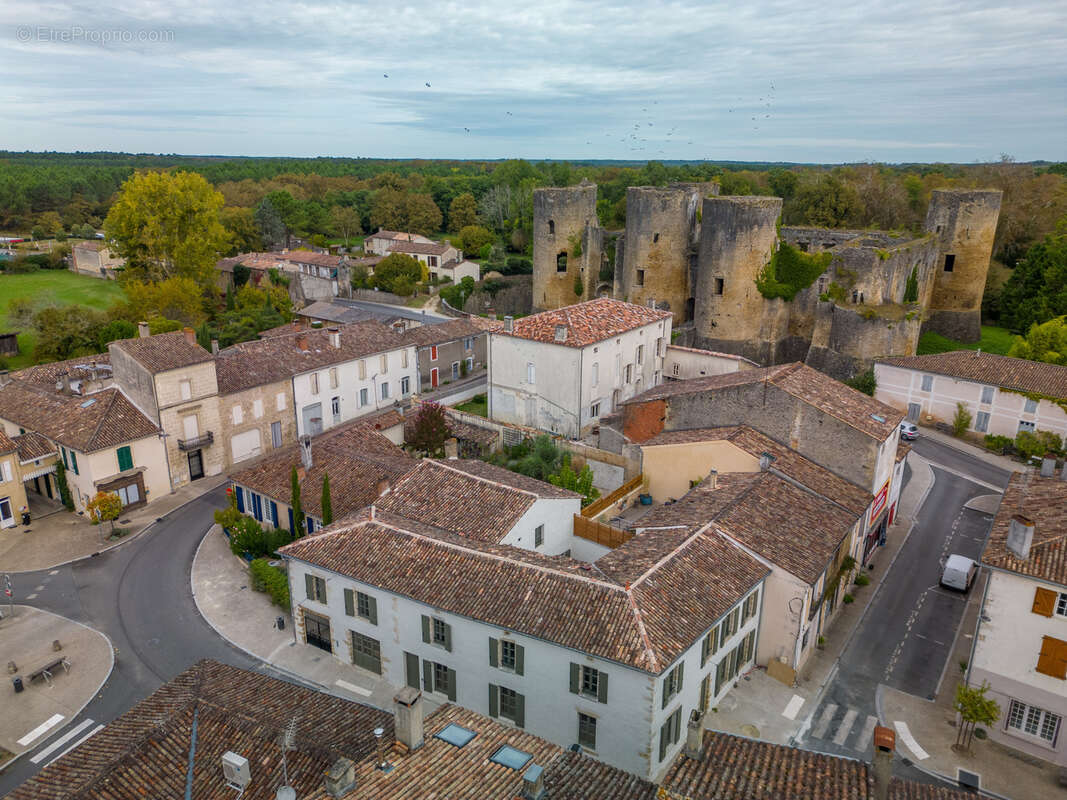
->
[0, 498, 13, 528]
[43, 474, 53, 499]
[304, 611, 332, 653]
[430, 368, 439, 388]
[907, 402, 921, 422]
[188, 450, 204, 481]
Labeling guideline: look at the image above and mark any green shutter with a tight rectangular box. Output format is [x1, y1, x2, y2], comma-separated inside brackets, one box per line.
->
[443, 622, 452, 652]
[514, 692, 525, 728]
[489, 684, 499, 717]
[597, 670, 609, 704]
[659, 721, 669, 761]
[677, 662, 684, 693]
[305, 573, 314, 601]
[672, 708, 682, 741]
[489, 638, 499, 668]
[423, 660, 432, 692]
[569, 663, 580, 694]
[117, 446, 133, 472]
[515, 644, 525, 676]
[61, 447, 68, 469]
[421, 615, 430, 644]
[70, 451, 78, 474]
[405, 652, 419, 689]
[367, 595, 378, 625]
[662, 675, 670, 709]
[446, 667, 457, 701]
[344, 589, 354, 616]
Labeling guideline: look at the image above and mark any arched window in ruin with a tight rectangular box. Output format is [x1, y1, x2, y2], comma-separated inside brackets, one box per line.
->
[557, 252, 568, 272]
[548, 220, 555, 235]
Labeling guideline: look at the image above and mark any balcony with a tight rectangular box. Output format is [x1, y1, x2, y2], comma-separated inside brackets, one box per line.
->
[177, 431, 214, 451]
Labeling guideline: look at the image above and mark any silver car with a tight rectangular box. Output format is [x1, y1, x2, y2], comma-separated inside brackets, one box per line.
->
[899, 422, 919, 441]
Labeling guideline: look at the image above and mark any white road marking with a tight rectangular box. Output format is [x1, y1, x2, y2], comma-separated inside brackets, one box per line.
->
[812, 703, 837, 739]
[833, 708, 859, 746]
[48, 570, 59, 575]
[335, 679, 372, 697]
[782, 694, 805, 720]
[17, 714, 65, 746]
[31, 719, 95, 763]
[893, 720, 929, 760]
[33, 585, 44, 591]
[855, 715, 879, 752]
[26, 593, 37, 600]
[46, 724, 103, 766]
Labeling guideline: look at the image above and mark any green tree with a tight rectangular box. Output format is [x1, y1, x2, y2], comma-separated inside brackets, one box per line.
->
[790, 173, 862, 227]
[55, 460, 74, 511]
[290, 466, 306, 538]
[330, 205, 363, 248]
[370, 187, 407, 232]
[32, 305, 108, 362]
[104, 170, 228, 286]
[220, 206, 262, 255]
[407, 401, 450, 456]
[255, 197, 287, 249]
[448, 193, 479, 231]
[121, 277, 208, 327]
[952, 402, 973, 437]
[548, 455, 600, 507]
[321, 472, 333, 526]
[998, 223, 1067, 333]
[405, 194, 443, 236]
[1007, 315, 1067, 364]
[96, 319, 138, 350]
[844, 369, 877, 396]
[86, 490, 123, 538]
[954, 682, 1001, 752]
[372, 253, 423, 293]
[458, 224, 493, 255]
[768, 168, 798, 201]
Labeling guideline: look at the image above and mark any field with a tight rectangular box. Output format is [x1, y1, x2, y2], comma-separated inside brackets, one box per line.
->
[916, 325, 1015, 356]
[0, 271, 125, 368]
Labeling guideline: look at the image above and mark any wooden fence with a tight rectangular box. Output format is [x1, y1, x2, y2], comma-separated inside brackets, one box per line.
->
[581, 474, 644, 519]
[572, 515, 632, 549]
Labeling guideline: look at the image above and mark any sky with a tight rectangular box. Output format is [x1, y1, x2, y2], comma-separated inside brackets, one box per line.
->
[2, 1, 1066, 163]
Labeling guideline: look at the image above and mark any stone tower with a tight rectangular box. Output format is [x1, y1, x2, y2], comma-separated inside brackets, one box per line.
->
[616, 182, 717, 322]
[532, 180, 603, 311]
[922, 189, 1002, 342]
[693, 196, 783, 360]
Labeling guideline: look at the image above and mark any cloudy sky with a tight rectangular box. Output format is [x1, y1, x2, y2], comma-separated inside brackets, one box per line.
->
[3, 1, 1065, 162]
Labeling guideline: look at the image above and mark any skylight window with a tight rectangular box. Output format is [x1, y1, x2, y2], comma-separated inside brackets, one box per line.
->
[435, 723, 476, 748]
[489, 745, 533, 770]
[79, 398, 96, 408]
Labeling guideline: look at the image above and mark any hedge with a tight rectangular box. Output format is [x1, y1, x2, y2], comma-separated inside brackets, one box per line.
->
[249, 558, 290, 608]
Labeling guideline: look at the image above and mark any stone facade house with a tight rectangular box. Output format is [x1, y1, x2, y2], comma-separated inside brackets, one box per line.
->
[0, 431, 29, 527]
[402, 317, 487, 392]
[364, 229, 435, 256]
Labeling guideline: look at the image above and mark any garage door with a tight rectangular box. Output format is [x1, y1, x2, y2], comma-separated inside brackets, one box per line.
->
[231, 429, 262, 464]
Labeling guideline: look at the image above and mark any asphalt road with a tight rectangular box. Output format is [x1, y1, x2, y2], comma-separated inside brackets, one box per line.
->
[0, 486, 262, 796]
[799, 436, 1011, 779]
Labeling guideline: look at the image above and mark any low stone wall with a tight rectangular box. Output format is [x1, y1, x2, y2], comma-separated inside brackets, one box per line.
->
[350, 288, 410, 305]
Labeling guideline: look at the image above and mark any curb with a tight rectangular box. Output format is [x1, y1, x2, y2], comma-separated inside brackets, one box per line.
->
[917, 432, 1021, 475]
[0, 605, 115, 770]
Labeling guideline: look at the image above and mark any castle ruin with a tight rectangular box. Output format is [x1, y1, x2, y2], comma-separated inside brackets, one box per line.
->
[532, 182, 1001, 379]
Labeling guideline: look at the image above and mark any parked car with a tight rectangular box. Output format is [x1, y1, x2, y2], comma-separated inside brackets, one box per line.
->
[899, 421, 919, 441]
[940, 554, 978, 591]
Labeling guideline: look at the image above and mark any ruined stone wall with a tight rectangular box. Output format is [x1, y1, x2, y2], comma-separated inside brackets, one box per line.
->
[805, 303, 924, 381]
[532, 182, 602, 310]
[923, 189, 1002, 341]
[618, 187, 695, 319]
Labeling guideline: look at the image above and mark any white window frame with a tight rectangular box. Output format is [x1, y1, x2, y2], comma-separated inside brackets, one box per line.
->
[526, 363, 535, 384]
[590, 402, 600, 418]
[359, 388, 369, 407]
[381, 382, 389, 400]
[980, 385, 995, 404]
[920, 374, 933, 392]
[179, 380, 192, 401]
[1007, 699, 1061, 745]
[309, 373, 319, 394]
[401, 376, 410, 395]
[276, 392, 286, 411]
[232, 405, 243, 425]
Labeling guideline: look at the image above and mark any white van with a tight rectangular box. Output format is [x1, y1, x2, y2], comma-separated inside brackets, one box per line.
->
[940, 554, 978, 591]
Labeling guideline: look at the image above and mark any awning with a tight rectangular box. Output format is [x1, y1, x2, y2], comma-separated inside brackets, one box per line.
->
[22, 464, 57, 480]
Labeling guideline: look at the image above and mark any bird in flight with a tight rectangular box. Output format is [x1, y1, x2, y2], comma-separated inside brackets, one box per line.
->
[425, 82, 431, 87]
[383, 73, 388, 78]
[464, 127, 470, 133]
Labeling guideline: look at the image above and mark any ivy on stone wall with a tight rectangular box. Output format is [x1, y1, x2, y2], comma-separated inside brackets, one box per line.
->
[755, 242, 832, 301]
[903, 267, 919, 303]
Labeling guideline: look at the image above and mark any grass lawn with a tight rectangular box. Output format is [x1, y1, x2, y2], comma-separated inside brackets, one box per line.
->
[916, 325, 1016, 356]
[455, 393, 488, 417]
[0, 271, 125, 367]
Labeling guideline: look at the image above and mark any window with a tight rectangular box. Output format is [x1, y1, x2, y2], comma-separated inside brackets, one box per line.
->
[351, 631, 382, 674]
[489, 637, 525, 673]
[659, 707, 682, 761]
[1007, 699, 1061, 744]
[715, 277, 724, 295]
[69, 450, 78, 475]
[578, 712, 597, 749]
[329, 368, 338, 389]
[636, 269, 645, 287]
[1036, 636, 1067, 679]
[591, 362, 599, 387]
[944, 253, 956, 272]
[501, 639, 518, 671]
[309, 373, 319, 394]
[1057, 593, 1067, 617]
[981, 385, 995, 404]
[331, 396, 341, 421]
[920, 374, 933, 392]
[581, 665, 598, 696]
[497, 686, 524, 726]
[465, 357, 473, 373]
[452, 361, 460, 380]
[700, 674, 711, 712]
[637, 344, 644, 365]
[569, 663, 608, 703]
[380, 355, 388, 373]
[359, 388, 369, 406]
[625, 364, 632, 383]
[380, 382, 389, 400]
[304, 574, 327, 604]
[656, 337, 664, 357]
[590, 402, 600, 418]
[359, 359, 367, 379]
[232, 405, 243, 425]
[276, 392, 286, 411]
[701, 627, 718, 667]
[673, 363, 680, 376]
[271, 421, 282, 449]
[0, 460, 12, 483]
[557, 252, 568, 272]
[179, 380, 191, 401]
[253, 398, 263, 418]
[1019, 420, 1036, 434]
[661, 662, 684, 708]
[742, 591, 759, 622]
[526, 363, 535, 384]
[534, 524, 544, 547]
[116, 483, 140, 506]
[117, 445, 133, 472]
[423, 614, 452, 651]
[401, 349, 409, 368]
[975, 411, 990, 433]
[430, 346, 438, 362]
[432, 661, 456, 699]
[401, 376, 410, 395]
[343, 588, 378, 623]
[1025, 397, 1038, 414]
[464, 337, 474, 351]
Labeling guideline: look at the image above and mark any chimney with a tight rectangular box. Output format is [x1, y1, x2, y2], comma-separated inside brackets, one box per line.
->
[296, 334, 309, 352]
[1007, 514, 1035, 560]
[647, 297, 657, 309]
[373, 726, 391, 771]
[871, 726, 895, 800]
[292, 320, 301, 331]
[1041, 454, 1056, 477]
[759, 452, 775, 471]
[1061, 461, 1067, 482]
[300, 435, 313, 470]
[296, 465, 306, 482]
[322, 757, 356, 798]
[0, 369, 10, 388]
[210, 339, 219, 355]
[504, 316, 514, 333]
[58, 371, 72, 394]
[554, 324, 568, 343]
[707, 469, 717, 489]
[376, 479, 391, 497]
[393, 687, 424, 752]
[521, 763, 545, 800]
[684, 710, 704, 759]
[182, 327, 196, 345]
[137, 321, 150, 338]
[328, 327, 341, 349]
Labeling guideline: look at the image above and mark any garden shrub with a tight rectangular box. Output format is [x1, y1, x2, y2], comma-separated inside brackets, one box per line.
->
[249, 558, 290, 608]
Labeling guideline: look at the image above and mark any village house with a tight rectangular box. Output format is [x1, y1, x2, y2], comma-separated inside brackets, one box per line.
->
[875, 350, 1067, 440]
[971, 469, 1067, 766]
[489, 298, 673, 438]
[401, 317, 487, 392]
[662, 344, 758, 381]
[362, 229, 478, 283]
[0, 431, 29, 527]
[70, 239, 123, 278]
[109, 326, 224, 488]
[363, 229, 435, 256]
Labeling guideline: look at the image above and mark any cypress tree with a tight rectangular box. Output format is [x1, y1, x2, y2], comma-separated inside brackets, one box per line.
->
[290, 466, 306, 538]
[321, 473, 333, 526]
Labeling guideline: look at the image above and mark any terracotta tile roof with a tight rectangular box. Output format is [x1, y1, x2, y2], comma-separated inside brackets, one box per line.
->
[401, 317, 485, 347]
[896, 440, 912, 462]
[878, 350, 1067, 400]
[215, 320, 409, 394]
[666, 343, 760, 367]
[9, 659, 392, 800]
[279, 250, 346, 268]
[642, 426, 872, 515]
[109, 330, 213, 374]
[0, 429, 17, 454]
[230, 419, 415, 519]
[983, 471, 1067, 585]
[281, 507, 766, 674]
[14, 431, 55, 461]
[428, 457, 579, 499]
[0, 383, 159, 453]
[499, 298, 671, 348]
[10, 354, 112, 389]
[387, 239, 453, 256]
[544, 750, 660, 799]
[628, 363, 902, 440]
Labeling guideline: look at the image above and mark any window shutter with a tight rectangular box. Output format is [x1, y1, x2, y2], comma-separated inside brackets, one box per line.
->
[270, 501, 279, 527]
[672, 708, 682, 741]
[1036, 636, 1067, 680]
[421, 615, 430, 644]
[489, 684, 499, 718]
[443, 622, 452, 652]
[405, 652, 419, 689]
[659, 722, 669, 762]
[344, 589, 354, 616]
[367, 596, 378, 625]
[515, 644, 525, 676]
[678, 662, 685, 693]
[662, 676, 670, 709]
[514, 692, 526, 728]
[117, 446, 133, 472]
[305, 573, 314, 601]
[423, 660, 432, 692]
[236, 487, 245, 513]
[446, 668, 457, 701]
[597, 670, 609, 704]
[1033, 587, 1057, 617]
[489, 638, 499, 668]
[569, 663, 580, 694]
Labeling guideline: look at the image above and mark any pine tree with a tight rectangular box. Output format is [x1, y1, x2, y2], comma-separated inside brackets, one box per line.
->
[321, 473, 333, 526]
[290, 466, 306, 538]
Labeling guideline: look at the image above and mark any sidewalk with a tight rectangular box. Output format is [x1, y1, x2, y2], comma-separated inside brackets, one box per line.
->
[0, 474, 229, 573]
[191, 524, 435, 714]
[0, 605, 113, 766]
[918, 426, 1023, 474]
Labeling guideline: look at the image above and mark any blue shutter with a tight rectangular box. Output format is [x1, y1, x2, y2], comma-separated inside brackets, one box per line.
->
[252, 493, 262, 521]
[61, 447, 69, 469]
[307, 517, 315, 534]
[270, 501, 279, 527]
[235, 486, 245, 513]
[288, 507, 295, 534]
[70, 451, 79, 474]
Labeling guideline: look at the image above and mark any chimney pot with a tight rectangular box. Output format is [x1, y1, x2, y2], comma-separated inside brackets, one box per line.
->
[211, 339, 219, 355]
[1041, 454, 1056, 477]
[393, 687, 424, 752]
[322, 757, 357, 798]
[504, 316, 514, 333]
[300, 434, 313, 470]
[684, 710, 704, 760]
[521, 763, 545, 800]
[328, 327, 341, 349]
[137, 321, 150, 338]
[182, 327, 196, 346]
[296, 334, 309, 351]
[707, 469, 717, 489]
[759, 452, 774, 471]
[0, 369, 10, 387]
[1007, 514, 1035, 561]
[871, 725, 895, 800]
